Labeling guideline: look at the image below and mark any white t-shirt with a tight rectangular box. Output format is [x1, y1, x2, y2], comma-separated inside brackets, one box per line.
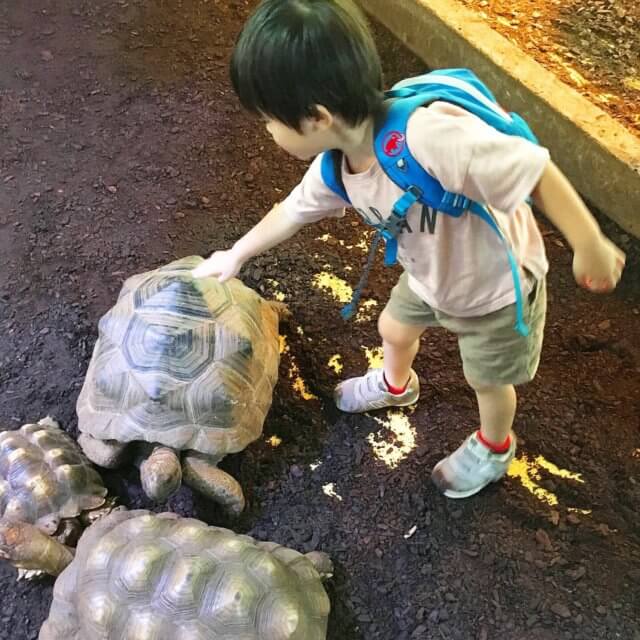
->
[281, 102, 550, 317]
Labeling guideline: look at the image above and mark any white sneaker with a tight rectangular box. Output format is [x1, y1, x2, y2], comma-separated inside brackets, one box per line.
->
[334, 368, 420, 414]
[431, 431, 516, 499]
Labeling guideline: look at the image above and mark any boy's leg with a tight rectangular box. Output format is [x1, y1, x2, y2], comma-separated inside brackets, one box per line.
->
[334, 309, 425, 413]
[476, 384, 516, 446]
[431, 383, 517, 499]
[335, 273, 435, 414]
[431, 277, 547, 498]
[380, 311, 423, 389]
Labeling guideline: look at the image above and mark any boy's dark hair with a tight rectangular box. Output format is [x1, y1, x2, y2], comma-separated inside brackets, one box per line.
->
[230, 0, 384, 130]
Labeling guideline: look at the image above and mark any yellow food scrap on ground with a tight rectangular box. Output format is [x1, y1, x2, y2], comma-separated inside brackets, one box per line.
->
[317, 232, 371, 253]
[266, 279, 286, 301]
[292, 375, 317, 401]
[354, 238, 369, 252]
[322, 483, 343, 501]
[312, 272, 353, 304]
[279, 334, 317, 400]
[367, 410, 417, 469]
[508, 454, 583, 508]
[328, 354, 343, 374]
[316, 232, 345, 246]
[267, 435, 282, 447]
[362, 346, 384, 369]
[355, 299, 378, 323]
[535, 456, 583, 482]
[312, 270, 376, 319]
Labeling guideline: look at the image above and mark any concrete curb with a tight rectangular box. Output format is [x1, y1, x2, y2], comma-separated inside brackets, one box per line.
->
[360, 0, 640, 237]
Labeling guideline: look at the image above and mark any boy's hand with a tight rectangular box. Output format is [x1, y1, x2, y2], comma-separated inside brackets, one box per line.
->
[190, 204, 303, 283]
[192, 248, 245, 282]
[573, 234, 625, 293]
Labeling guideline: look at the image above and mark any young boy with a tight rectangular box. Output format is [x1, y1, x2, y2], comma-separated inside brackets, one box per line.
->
[193, 0, 625, 498]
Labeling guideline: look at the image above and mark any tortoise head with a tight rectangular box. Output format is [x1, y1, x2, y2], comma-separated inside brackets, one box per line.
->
[79, 496, 123, 528]
[0, 518, 75, 576]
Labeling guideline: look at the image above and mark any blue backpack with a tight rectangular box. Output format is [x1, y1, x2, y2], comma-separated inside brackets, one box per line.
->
[320, 68, 538, 336]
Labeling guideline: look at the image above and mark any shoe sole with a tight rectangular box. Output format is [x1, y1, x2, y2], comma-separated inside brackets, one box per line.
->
[435, 473, 507, 499]
[335, 392, 419, 414]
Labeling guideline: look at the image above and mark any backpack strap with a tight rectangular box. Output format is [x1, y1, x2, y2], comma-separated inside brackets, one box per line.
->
[373, 80, 533, 336]
[467, 202, 530, 337]
[377, 69, 537, 219]
[320, 150, 351, 204]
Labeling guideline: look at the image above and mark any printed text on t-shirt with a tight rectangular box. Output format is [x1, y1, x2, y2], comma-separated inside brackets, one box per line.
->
[355, 205, 438, 234]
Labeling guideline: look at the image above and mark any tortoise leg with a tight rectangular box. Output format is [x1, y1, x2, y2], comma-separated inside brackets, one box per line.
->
[78, 433, 128, 469]
[139, 446, 182, 502]
[0, 519, 74, 576]
[305, 551, 334, 579]
[182, 453, 245, 516]
[267, 300, 291, 321]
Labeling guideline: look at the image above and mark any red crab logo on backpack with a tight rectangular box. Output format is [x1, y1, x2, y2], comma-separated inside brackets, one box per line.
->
[382, 131, 405, 157]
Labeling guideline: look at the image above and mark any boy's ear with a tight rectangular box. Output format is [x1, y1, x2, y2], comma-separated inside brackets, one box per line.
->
[307, 105, 334, 131]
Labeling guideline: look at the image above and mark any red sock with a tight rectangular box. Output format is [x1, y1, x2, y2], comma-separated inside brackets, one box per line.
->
[383, 372, 409, 395]
[477, 430, 511, 454]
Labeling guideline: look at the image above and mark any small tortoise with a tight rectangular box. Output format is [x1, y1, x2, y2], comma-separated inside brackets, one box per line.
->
[0, 417, 114, 574]
[76, 256, 286, 513]
[0, 510, 332, 639]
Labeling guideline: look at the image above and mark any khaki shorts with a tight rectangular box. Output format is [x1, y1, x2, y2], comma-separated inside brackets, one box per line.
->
[385, 272, 547, 387]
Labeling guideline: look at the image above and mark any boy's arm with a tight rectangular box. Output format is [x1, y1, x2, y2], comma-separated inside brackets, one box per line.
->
[532, 160, 625, 292]
[192, 203, 304, 280]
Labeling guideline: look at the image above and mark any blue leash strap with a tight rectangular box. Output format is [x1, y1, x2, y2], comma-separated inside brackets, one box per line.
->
[341, 187, 421, 320]
[341, 230, 383, 320]
[469, 202, 529, 337]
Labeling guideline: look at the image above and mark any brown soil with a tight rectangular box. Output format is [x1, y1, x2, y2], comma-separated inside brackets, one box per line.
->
[1, 1, 639, 639]
[459, 0, 640, 136]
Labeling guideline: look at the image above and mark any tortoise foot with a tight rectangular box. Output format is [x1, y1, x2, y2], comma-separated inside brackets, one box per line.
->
[182, 453, 245, 515]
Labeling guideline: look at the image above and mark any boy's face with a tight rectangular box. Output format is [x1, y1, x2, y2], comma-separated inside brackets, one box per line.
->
[264, 114, 334, 161]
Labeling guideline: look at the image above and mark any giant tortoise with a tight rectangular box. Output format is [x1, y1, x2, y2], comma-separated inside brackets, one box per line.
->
[0, 417, 114, 575]
[76, 256, 287, 513]
[0, 509, 332, 639]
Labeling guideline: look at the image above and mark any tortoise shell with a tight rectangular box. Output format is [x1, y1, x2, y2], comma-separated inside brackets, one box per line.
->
[39, 510, 330, 640]
[0, 418, 107, 534]
[76, 256, 281, 456]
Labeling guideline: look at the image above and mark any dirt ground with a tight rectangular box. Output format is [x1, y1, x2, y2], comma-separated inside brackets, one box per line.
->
[459, 0, 640, 136]
[1, 1, 639, 639]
